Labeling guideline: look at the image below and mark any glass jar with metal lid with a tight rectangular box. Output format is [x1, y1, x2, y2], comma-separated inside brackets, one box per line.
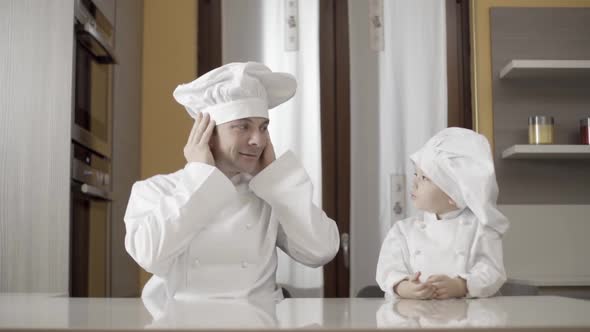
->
[529, 115, 554, 144]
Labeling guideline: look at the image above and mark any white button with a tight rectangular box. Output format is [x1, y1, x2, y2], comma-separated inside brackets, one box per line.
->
[414, 250, 421, 256]
[193, 258, 200, 266]
[456, 250, 465, 256]
[460, 219, 469, 226]
[241, 261, 248, 268]
[419, 223, 426, 229]
[246, 223, 252, 230]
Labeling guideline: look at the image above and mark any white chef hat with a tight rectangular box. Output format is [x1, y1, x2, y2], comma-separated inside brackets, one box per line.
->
[410, 127, 509, 234]
[172, 62, 297, 125]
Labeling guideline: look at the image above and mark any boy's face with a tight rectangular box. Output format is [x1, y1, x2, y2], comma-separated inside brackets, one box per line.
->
[209, 117, 269, 177]
[411, 167, 458, 215]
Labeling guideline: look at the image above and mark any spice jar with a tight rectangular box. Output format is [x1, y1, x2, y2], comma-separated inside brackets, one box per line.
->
[581, 118, 590, 145]
[529, 116, 554, 144]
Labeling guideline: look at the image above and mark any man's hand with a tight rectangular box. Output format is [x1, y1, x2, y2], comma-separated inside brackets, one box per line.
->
[184, 112, 216, 166]
[254, 132, 276, 175]
[394, 272, 437, 300]
[426, 275, 467, 299]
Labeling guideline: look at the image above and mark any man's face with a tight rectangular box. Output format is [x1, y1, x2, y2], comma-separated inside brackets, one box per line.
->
[210, 117, 269, 177]
[410, 167, 457, 215]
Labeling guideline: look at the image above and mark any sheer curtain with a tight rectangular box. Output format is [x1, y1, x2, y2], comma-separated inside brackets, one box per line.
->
[349, 0, 448, 296]
[222, 0, 324, 297]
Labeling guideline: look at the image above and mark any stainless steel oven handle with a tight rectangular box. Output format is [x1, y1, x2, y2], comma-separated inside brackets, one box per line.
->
[81, 183, 112, 200]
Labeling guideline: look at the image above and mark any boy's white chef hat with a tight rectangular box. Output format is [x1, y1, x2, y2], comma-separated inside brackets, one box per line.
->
[410, 127, 509, 234]
[173, 62, 297, 125]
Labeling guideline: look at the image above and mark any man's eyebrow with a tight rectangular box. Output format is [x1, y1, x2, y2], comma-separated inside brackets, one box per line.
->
[233, 119, 269, 126]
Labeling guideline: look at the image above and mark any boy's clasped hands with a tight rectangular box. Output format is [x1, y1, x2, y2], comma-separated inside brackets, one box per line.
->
[394, 272, 468, 300]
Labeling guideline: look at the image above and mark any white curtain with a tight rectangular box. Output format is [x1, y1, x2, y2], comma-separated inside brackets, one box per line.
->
[349, 0, 448, 296]
[222, 0, 324, 297]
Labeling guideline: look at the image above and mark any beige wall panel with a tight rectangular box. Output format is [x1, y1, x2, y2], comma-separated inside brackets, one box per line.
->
[140, 0, 197, 289]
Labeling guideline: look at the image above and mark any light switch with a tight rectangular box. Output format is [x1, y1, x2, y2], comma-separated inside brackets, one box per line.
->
[369, 0, 384, 52]
[284, 0, 298, 52]
[390, 174, 406, 225]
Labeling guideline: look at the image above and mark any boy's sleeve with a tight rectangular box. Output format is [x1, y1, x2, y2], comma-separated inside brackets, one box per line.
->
[458, 226, 507, 298]
[376, 223, 412, 297]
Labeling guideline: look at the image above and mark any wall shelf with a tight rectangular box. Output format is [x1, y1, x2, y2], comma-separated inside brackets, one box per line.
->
[499, 60, 590, 79]
[502, 144, 590, 159]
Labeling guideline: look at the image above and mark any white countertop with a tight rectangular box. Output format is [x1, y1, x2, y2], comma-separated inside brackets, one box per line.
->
[1, 294, 590, 331]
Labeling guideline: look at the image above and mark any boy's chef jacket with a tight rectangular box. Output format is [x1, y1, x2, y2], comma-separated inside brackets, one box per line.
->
[377, 128, 509, 298]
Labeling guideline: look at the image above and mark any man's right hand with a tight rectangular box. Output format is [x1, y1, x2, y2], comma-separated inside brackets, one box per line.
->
[394, 272, 436, 300]
[184, 112, 216, 166]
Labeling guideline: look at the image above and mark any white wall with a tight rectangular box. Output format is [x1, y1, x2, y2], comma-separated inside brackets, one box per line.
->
[0, 0, 74, 293]
[348, 0, 383, 298]
[221, 0, 264, 64]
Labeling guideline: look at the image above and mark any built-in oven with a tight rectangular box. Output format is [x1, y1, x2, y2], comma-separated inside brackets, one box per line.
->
[70, 0, 116, 297]
[70, 142, 112, 297]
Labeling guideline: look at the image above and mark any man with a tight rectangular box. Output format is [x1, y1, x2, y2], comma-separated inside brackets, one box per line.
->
[124, 62, 340, 301]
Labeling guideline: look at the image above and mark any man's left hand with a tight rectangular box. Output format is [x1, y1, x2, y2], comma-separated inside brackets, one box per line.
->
[426, 275, 467, 299]
[255, 133, 276, 175]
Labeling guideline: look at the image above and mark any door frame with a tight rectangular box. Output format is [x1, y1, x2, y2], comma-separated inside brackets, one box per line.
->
[319, 0, 351, 298]
[446, 0, 473, 129]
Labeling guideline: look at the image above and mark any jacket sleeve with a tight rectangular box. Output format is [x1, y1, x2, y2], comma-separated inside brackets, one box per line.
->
[124, 162, 236, 276]
[459, 226, 507, 298]
[249, 150, 340, 268]
[376, 222, 412, 298]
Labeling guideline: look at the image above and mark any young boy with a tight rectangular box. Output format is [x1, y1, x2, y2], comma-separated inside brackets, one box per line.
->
[376, 127, 509, 299]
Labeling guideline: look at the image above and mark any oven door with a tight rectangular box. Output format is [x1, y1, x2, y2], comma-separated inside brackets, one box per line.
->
[70, 181, 111, 297]
[72, 22, 115, 158]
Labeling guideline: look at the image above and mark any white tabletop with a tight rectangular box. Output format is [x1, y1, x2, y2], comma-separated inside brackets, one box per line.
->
[1, 294, 590, 331]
